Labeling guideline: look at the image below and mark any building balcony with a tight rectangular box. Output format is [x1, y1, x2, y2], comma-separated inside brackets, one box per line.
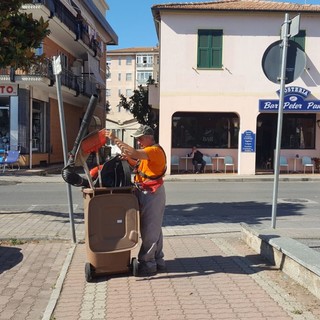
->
[24, 0, 103, 58]
[136, 63, 153, 68]
[0, 59, 98, 97]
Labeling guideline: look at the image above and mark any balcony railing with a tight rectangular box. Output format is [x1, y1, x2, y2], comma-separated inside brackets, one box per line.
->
[31, 0, 102, 57]
[0, 59, 98, 97]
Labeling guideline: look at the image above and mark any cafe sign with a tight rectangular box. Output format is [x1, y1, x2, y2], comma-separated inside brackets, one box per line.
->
[259, 86, 320, 112]
[0, 84, 18, 96]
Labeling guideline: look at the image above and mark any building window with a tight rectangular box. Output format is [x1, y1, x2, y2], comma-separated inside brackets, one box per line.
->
[126, 89, 133, 97]
[136, 54, 153, 67]
[118, 58, 121, 65]
[172, 112, 239, 148]
[137, 71, 153, 85]
[118, 89, 121, 96]
[197, 29, 223, 69]
[281, 114, 315, 149]
[126, 73, 132, 81]
[126, 57, 132, 65]
[0, 102, 10, 150]
[106, 89, 111, 96]
[118, 73, 121, 81]
[32, 100, 46, 153]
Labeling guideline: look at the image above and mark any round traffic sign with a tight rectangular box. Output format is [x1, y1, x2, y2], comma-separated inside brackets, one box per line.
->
[261, 40, 306, 84]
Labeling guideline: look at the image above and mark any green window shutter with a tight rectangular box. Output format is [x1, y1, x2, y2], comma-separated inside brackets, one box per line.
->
[198, 30, 211, 68]
[197, 29, 223, 68]
[211, 30, 223, 68]
[292, 30, 305, 51]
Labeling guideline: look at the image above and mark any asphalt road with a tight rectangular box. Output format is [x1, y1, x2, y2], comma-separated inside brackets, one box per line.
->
[1, 179, 319, 250]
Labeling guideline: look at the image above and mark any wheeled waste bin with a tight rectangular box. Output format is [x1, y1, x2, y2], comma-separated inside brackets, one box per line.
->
[83, 187, 140, 282]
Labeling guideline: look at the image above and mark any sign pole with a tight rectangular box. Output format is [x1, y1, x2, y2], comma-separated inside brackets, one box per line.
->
[271, 13, 290, 229]
[53, 56, 77, 243]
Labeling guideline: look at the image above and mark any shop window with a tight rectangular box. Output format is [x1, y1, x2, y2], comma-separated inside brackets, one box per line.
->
[172, 112, 239, 148]
[197, 29, 223, 69]
[281, 114, 315, 149]
[32, 100, 46, 153]
[0, 104, 10, 150]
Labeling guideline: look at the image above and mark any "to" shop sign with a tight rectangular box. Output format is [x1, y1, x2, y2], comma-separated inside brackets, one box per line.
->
[0, 84, 18, 96]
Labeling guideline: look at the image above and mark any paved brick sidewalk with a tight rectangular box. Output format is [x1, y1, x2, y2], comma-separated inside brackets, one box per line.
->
[52, 235, 320, 320]
[0, 240, 72, 320]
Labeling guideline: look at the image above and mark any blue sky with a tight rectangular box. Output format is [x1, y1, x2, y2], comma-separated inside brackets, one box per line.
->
[106, 0, 320, 50]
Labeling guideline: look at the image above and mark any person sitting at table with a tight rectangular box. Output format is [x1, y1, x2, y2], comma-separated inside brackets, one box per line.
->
[188, 146, 206, 173]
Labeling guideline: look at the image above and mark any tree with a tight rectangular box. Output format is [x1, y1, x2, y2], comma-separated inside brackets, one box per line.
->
[0, 0, 50, 70]
[118, 78, 158, 128]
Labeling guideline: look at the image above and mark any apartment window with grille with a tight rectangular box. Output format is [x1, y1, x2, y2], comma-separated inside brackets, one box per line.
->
[126, 73, 132, 81]
[137, 71, 153, 84]
[126, 57, 132, 65]
[197, 29, 223, 69]
[136, 55, 153, 67]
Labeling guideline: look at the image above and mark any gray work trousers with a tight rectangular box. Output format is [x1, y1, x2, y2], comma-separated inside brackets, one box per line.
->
[135, 184, 166, 268]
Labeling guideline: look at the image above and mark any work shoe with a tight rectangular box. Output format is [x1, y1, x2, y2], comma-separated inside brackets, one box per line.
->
[156, 259, 167, 272]
[138, 262, 157, 277]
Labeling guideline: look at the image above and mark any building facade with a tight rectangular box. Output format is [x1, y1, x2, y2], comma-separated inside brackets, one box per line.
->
[0, 0, 117, 167]
[151, 0, 320, 175]
[106, 47, 159, 154]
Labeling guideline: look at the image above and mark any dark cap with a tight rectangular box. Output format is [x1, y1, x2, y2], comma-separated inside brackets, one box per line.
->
[131, 125, 154, 138]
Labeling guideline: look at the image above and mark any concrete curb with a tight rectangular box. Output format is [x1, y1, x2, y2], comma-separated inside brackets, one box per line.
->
[42, 244, 77, 320]
[241, 223, 320, 300]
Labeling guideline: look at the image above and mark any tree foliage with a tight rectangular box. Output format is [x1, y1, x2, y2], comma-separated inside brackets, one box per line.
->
[118, 78, 157, 128]
[0, 0, 50, 70]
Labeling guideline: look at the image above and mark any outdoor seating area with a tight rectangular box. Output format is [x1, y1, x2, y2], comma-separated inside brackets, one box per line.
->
[171, 153, 319, 175]
[171, 154, 236, 174]
[286, 155, 316, 174]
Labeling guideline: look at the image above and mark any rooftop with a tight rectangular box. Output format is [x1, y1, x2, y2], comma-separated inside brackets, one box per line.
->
[152, 0, 320, 14]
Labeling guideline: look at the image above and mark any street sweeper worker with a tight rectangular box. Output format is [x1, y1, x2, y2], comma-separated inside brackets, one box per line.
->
[105, 125, 167, 276]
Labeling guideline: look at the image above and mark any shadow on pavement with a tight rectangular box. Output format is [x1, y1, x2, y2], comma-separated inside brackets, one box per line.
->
[0, 245, 23, 274]
[164, 201, 304, 227]
[88, 253, 276, 283]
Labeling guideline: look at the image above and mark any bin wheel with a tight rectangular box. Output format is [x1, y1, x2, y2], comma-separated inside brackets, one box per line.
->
[131, 258, 139, 276]
[85, 262, 95, 282]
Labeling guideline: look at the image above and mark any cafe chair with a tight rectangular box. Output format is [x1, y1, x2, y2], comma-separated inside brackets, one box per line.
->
[224, 156, 235, 173]
[0, 150, 20, 173]
[302, 156, 314, 174]
[203, 155, 213, 173]
[171, 155, 180, 173]
[279, 156, 289, 173]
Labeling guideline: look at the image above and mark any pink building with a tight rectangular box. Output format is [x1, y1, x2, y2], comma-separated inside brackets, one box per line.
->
[151, 0, 320, 175]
